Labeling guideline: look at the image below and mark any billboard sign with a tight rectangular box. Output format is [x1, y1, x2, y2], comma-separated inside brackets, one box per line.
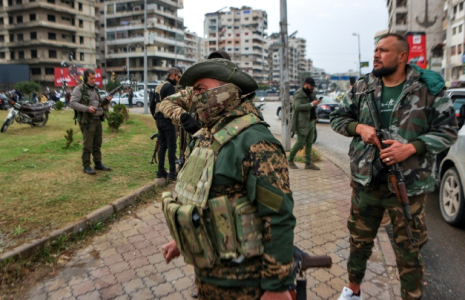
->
[406, 32, 427, 69]
[54, 67, 103, 87]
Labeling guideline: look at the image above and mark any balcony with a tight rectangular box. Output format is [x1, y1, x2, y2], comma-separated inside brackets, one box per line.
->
[6, 20, 78, 32]
[4, 2, 77, 15]
[7, 39, 78, 49]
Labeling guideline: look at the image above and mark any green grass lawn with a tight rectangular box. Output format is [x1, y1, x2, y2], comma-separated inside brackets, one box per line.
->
[0, 109, 161, 253]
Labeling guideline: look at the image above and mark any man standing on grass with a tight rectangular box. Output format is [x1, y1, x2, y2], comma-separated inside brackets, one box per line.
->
[70, 69, 113, 175]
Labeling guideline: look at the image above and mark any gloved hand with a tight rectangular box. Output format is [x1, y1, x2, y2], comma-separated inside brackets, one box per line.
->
[180, 113, 201, 134]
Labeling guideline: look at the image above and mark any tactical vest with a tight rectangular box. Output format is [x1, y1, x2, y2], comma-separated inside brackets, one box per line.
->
[162, 114, 266, 269]
[74, 84, 92, 125]
[154, 81, 177, 116]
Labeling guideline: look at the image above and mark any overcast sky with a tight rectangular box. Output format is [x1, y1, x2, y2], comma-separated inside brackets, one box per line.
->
[179, 0, 389, 74]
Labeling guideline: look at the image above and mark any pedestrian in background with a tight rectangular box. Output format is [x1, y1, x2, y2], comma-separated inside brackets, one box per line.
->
[330, 33, 458, 300]
[128, 87, 134, 108]
[288, 77, 321, 170]
[65, 90, 71, 108]
[150, 67, 182, 181]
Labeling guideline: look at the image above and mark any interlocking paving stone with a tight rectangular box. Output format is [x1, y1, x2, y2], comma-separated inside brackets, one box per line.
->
[24, 159, 400, 299]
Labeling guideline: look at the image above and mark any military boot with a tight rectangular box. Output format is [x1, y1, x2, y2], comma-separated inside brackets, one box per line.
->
[84, 166, 96, 175]
[95, 162, 112, 171]
[168, 172, 178, 182]
[288, 161, 298, 169]
[305, 163, 320, 170]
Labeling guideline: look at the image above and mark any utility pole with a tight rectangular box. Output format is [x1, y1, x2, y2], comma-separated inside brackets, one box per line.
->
[353, 33, 361, 77]
[280, 0, 291, 150]
[143, 0, 148, 114]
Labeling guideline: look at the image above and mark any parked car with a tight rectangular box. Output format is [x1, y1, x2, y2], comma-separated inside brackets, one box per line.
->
[437, 92, 465, 226]
[316, 96, 340, 121]
[110, 92, 144, 107]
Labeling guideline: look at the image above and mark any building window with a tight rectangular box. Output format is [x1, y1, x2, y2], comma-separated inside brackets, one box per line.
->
[245, 47, 249, 50]
[245, 32, 249, 35]
[17, 33, 23, 41]
[0, 52, 5, 59]
[30, 32, 37, 40]
[9, 34, 14, 42]
[48, 32, 56, 40]
[461, 3, 464, 11]
[80, 36, 84, 44]
[10, 51, 14, 59]
[80, 52, 84, 61]
[453, 27, 457, 35]
[459, 44, 463, 54]
[31, 49, 37, 58]
[48, 15, 56, 22]
[0, 18, 3, 24]
[18, 51, 24, 59]
[47, 0, 55, 3]
[79, 19, 83, 28]
[49, 49, 57, 58]
[9, 16, 13, 24]
[460, 25, 463, 33]
[0, 35, 3, 42]
[452, 45, 457, 56]
[7, 0, 12, 5]
[78, 2, 82, 10]
[45, 68, 54, 75]
[31, 68, 41, 75]
[236, 33, 240, 37]
[16, 0, 21, 4]
[16, 16, 22, 23]
[30, 14, 36, 21]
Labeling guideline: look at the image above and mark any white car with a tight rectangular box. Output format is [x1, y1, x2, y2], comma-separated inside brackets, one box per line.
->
[110, 92, 145, 107]
[438, 105, 465, 226]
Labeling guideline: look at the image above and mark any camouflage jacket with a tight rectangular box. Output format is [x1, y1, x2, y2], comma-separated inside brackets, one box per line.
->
[159, 87, 195, 125]
[191, 99, 295, 292]
[330, 65, 458, 195]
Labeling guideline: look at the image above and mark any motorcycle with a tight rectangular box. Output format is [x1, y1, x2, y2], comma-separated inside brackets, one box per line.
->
[0, 94, 12, 110]
[1, 100, 53, 132]
[256, 97, 266, 111]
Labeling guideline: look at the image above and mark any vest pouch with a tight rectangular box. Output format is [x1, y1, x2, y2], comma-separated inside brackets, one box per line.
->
[208, 196, 237, 260]
[161, 192, 194, 265]
[177, 205, 216, 269]
[234, 197, 264, 258]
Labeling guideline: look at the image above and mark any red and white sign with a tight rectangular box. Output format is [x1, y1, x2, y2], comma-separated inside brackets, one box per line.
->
[54, 67, 103, 87]
[406, 32, 427, 69]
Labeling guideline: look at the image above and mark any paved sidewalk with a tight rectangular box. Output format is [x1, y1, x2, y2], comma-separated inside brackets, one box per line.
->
[25, 159, 401, 300]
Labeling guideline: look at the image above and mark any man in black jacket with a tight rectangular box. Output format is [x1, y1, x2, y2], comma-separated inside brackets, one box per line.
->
[150, 67, 182, 180]
[128, 87, 134, 108]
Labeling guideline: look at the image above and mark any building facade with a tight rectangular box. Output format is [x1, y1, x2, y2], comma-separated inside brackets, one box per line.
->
[103, 0, 198, 82]
[0, 0, 98, 88]
[203, 6, 269, 84]
[442, 0, 465, 83]
[267, 33, 307, 90]
[387, 0, 445, 73]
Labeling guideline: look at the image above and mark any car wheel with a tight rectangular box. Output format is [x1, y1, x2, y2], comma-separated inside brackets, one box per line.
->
[277, 108, 282, 119]
[110, 101, 116, 108]
[440, 167, 465, 226]
[136, 101, 143, 107]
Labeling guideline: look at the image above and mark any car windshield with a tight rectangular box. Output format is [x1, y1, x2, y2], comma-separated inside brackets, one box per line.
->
[453, 97, 465, 113]
[320, 96, 338, 104]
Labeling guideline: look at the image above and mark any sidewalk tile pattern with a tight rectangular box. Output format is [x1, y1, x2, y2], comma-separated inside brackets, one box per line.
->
[25, 160, 400, 300]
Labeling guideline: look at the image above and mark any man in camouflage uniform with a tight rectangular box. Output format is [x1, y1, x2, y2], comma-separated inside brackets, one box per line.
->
[330, 33, 458, 300]
[161, 59, 295, 300]
[70, 69, 113, 175]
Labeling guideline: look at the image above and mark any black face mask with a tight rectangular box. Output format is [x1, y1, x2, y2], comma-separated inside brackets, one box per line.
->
[304, 87, 314, 95]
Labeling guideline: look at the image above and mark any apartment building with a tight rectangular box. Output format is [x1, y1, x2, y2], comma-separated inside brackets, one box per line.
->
[442, 0, 465, 83]
[103, 0, 198, 82]
[184, 30, 203, 67]
[387, 0, 444, 72]
[203, 6, 269, 84]
[0, 0, 97, 87]
[267, 33, 307, 89]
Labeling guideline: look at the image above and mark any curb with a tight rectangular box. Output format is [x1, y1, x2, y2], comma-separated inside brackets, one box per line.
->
[0, 181, 163, 262]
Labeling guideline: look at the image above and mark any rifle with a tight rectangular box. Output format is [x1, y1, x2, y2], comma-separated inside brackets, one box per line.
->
[364, 88, 418, 247]
[176, 126, 186, 170]
[150, 133, 160, 164]
[290, 246, 332, 300]
[101, 84, 123, 107]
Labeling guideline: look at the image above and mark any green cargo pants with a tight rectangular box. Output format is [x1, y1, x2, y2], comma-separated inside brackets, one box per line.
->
[289, 119, 316, 164]
[347, 181, 428, 300]
[79, 118, 103, 167]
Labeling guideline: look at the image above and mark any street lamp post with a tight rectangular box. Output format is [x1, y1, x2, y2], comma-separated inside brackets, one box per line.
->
[352, 33, 361, 77]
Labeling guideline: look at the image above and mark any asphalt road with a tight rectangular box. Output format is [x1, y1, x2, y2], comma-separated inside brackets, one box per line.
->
[261, 101, 465, 300]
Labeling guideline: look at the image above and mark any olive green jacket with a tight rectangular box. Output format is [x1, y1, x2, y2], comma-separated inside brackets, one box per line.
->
[290, 88, 316, 135]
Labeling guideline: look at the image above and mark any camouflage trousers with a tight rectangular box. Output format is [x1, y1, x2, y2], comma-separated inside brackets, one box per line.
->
[347, 181, 428, 300]
[198, 281, 262, 300]
[79, 118, 103, 167]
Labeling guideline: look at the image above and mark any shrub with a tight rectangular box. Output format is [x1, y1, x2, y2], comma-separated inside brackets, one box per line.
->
[54, 101, 64, 110]
[113, 103, 129, 122]
[107, 111, 124, 132]
[63, 128, 73, 149]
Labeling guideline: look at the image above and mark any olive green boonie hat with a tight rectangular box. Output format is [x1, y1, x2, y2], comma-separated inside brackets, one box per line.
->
[179, 59, 258, 94]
